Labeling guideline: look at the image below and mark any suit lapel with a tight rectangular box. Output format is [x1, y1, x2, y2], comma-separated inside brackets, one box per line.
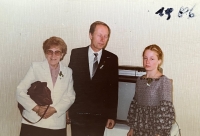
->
[82, 46, 91, 80]
[98, 50, 107, 70]
[41, 60, 54, 90]
[53, 62, 66, 91]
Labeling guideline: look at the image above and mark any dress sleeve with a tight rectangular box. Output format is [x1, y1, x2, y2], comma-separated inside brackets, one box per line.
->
[161, 77, 173, 102]
[127, 79, 139, 129]
[156, 78, 175, 135]
[127, 98, 138, 129]
[155, 100, 175, 136]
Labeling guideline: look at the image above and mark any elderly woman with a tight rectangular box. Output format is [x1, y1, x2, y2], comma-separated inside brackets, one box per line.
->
[16, 36, 75, 136]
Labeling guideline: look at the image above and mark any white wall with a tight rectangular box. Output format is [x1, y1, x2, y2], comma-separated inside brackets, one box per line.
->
[1, 0, 200, 135]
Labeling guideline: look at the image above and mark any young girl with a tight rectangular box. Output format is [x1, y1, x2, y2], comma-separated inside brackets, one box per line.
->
[127, 44, 175, 136]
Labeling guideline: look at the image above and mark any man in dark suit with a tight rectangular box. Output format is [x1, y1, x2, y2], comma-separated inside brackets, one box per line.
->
[68, 21, 118, 136]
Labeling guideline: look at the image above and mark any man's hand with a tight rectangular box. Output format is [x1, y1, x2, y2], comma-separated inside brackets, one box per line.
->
[106, 119, 115, 129]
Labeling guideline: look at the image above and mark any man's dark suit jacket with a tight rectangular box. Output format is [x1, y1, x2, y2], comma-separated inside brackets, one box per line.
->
[68, 46, 118, 121]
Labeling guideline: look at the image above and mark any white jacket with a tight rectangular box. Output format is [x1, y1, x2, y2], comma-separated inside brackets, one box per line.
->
[16, 60, 75, 129]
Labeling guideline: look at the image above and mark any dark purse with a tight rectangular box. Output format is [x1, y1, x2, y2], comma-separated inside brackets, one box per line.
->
[18, 81, 53, 124]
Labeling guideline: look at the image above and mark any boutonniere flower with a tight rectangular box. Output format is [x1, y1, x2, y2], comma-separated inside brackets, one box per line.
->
[59, 71, 64, 79]
[100, 61, 106, 69]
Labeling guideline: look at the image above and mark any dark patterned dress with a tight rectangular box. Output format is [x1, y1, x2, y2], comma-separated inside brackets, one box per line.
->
[127, 75, 175, 136]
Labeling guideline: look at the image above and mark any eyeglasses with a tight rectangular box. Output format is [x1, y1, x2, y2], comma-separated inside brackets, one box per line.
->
[46, 50, 62, 56]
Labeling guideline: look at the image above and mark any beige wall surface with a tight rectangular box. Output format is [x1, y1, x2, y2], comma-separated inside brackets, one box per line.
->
[1, 0, 200, 135]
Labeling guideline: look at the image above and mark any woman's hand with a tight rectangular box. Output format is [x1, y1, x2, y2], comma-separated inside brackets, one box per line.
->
[32, 105, 40, 113]
[127, 129, 134, 136]
[37, 106, 57, 119]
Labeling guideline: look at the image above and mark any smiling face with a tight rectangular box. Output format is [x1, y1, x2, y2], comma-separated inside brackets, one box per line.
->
[45, 46, 63, 68]
[89, 24, 109, 52]
[143, 49, 161, 72]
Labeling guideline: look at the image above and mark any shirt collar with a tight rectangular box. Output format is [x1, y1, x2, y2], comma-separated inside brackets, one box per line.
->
[89, 46, 102, 57]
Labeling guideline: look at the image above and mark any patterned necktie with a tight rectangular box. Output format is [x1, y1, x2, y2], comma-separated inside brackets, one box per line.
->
[92, 53, 98, 77]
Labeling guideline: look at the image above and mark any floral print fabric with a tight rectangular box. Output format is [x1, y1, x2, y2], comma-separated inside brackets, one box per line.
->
[127, 75, 175, 136]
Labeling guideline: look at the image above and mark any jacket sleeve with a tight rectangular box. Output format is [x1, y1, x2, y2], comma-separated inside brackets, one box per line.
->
[106, 55, 118, 120]
[68, 49, 75, 69]
[16, 63, 38, 112]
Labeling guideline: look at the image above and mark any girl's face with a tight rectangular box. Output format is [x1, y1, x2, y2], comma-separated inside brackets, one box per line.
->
[143, 49, 161, 71]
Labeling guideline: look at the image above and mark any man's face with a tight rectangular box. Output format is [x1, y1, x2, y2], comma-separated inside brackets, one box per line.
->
[89, 25, 109, 52]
